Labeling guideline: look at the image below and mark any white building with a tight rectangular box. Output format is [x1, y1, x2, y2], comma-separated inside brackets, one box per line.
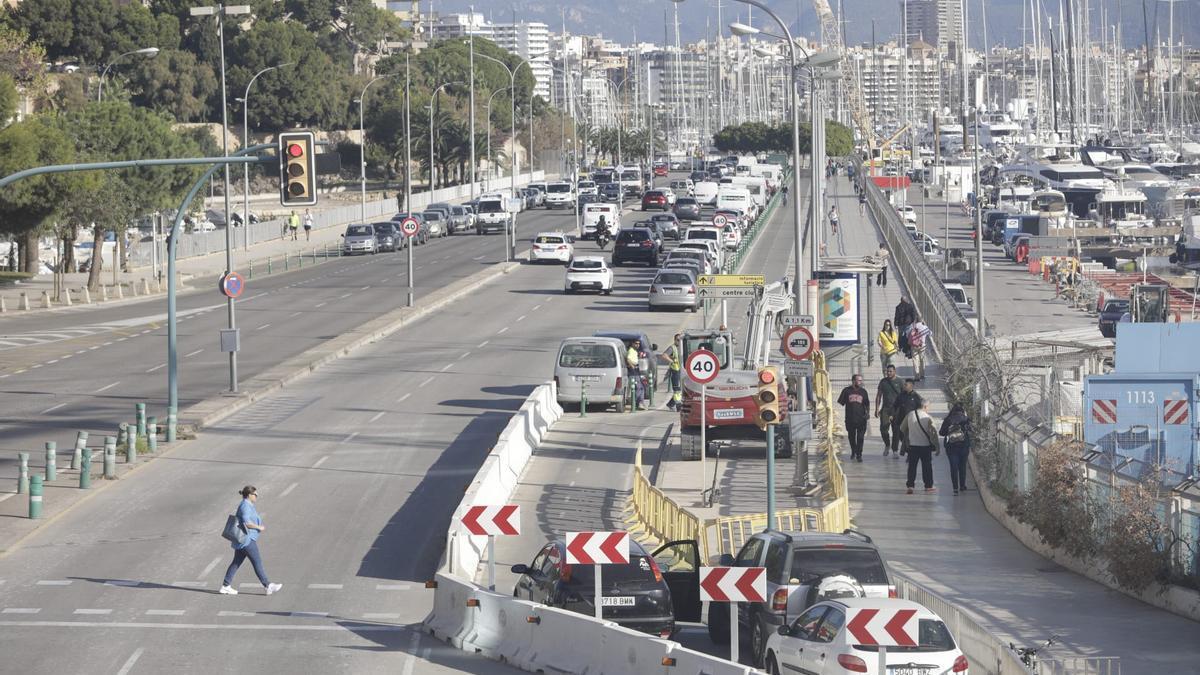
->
[491, 22, 552, 101]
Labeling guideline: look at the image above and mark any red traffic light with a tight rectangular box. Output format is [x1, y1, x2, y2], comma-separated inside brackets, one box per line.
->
[287, 143, 305, 158]
[759, 369, 775, 385]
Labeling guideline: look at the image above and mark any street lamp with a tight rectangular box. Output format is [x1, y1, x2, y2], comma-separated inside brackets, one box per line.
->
[427, 81, 461, 192]
[190, 3, 250, 394]
[356, 72, 401, 222]
[483, 86, 508, 190]
[237, 62, 293, 250]
[97, 47, 159, 101]
[474, 53, 531, 188]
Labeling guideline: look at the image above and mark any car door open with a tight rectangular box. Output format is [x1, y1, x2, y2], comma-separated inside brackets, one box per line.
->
[652, 540, 702, 622]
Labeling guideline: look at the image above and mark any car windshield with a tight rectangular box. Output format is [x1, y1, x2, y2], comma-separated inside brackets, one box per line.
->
[618, 230, 649, 241]
[547, 184, 571, 193]
[688, 231, 719, 241]
[620, 171, 639, 181]
[655, 272, 693, 285]
[790, 548, 889, 584]
[945, 288, 967, 304]
[372, 224, 393, 233]
[535, 235, 565, 244]
[346, 225, 373, 236]
[422, 212, 442, 220]
[570, 260, 604, 270]
[478, 201, 503, 213]
[559, 343, 617, 368]
[856, 619, 955, 653]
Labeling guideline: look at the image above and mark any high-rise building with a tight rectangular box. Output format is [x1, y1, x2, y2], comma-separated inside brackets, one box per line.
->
[900, 0, 963, 55]
[428, 14, 552, 101]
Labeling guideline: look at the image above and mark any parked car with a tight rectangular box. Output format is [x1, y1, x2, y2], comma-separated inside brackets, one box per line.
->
[642, 190, 670, 211]
[593, 330, 659, 393]
[942, 281, 972, 313]
[648, 268, 700, 312]
[552, 337, 629, 411]
[896, 204, 918, 224]
[648, 213, 681, 240]
[421, 209, 449, 238]
[704, 529, 894, 667]
[342, 223, 378, 255]
[372, 222, 401, 252]
[612, 227, 660, 267]
[1098, 298, 1130, 338]
[391, 212, 429, 245]
[449, 205, 474, 233]
[563, 256, 614, 294]
[763, 598, 969, 675]
[600, 182, 623, 202]
[530, 232, 574, 264]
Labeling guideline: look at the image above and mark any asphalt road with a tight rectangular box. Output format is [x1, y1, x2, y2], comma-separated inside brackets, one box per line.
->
[0, 203, 590, 482]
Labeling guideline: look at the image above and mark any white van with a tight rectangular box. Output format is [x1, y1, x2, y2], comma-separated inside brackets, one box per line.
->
[581, 202, 621, 239]
[554, 337, 631, 412]
[693, 181, 720, 206]
[543, 182, 574, 209]
[716, 187, 754, 218]
[476, 198, 512, 234]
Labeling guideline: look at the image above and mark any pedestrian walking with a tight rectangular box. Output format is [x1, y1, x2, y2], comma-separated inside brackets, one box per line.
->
[939, 403, 973, 495]
[907, 317, 932, 382]
[874, 365, 904, 455]
[658, 334, 683, 411]
[287, 211, 300, 241]
[837, 374, 870, 462]
[890, 379, 924, 459]
[828, 205, 839, 235]
[894, 297, 917, 356]
[303, 209, 313, 241]
[858, 191, 866, 215]
[220, 486, 283, 596]
[877, 320, 899, 374]
[900, 402, 940, 494]
[874, 244, 890, 286]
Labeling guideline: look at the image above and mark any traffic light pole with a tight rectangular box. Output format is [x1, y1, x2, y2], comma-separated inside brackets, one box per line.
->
[766, 425, 775, 527]
[405, 53, 415, 309]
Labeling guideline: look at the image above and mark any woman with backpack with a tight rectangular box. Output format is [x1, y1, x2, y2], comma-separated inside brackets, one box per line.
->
[939, 404, 972, 495]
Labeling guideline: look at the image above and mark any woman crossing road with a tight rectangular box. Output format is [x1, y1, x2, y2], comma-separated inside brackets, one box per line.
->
[219, 486, 283, 596]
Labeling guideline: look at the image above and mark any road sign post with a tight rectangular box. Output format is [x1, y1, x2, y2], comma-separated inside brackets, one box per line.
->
[699, 567, 766, 664]
[566, 531, 630, 620]
[686, 350, 720, 505]
[400, 217, 420, 308]
[462, 505, 520, 591]
[845, 606, 919, 675]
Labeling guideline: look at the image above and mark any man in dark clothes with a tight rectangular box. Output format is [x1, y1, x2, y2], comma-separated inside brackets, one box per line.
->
[874, 365, 904, 455]
[890, 379, 924, 458]
[894, 297, 917, 356]
[837, 374, 871, 461]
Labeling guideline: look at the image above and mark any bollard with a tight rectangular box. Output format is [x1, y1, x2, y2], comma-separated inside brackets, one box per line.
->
[103, 437, 116, 479]
[284, 254, 289, 271]
[71, 431, 88, 470]
[44, 441, 56, 481]
[166, 406, 177, 443]
[62, 288, 72, 306]
[147, 417, 158, 453]
[117, 423, 128, 450]
[267, 256, 272, 274]
[80, 286, 91, 304]
[19, 292, 29, 310]
[115, 283, 123, 299]
[248, 259, 253, 279]
[29, 475, 42, 519]
[141, 278, 150, 295]
[580, 383, 588, 418]
[136, 403, 147, 438]
[17, 452, 29, 494]
[79, 447, 91, 489]
[100, 285, 108, 302]
[41, 290, 52, 308]
[0, 295, 5, 313]
[298, 250, 303, 268]
[125, 430, 137, 464]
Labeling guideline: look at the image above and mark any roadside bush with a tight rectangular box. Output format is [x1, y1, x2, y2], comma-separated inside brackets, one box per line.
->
[1008, 438, 1097, 558]
[1101, 478, 1178, 593]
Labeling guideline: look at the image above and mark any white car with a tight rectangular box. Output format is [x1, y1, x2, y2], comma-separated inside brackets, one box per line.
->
[722, 224, 742, 250]
[530, 232, 574, 264]
[563, 256, 613, 294]
[897, 205, 918, 224]
[764, 598, 969, 675]
[577, 180, 598, 196]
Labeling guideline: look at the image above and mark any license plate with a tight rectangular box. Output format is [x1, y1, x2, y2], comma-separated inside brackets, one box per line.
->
[600, 596, 635, 607]
[625, 243, 639, 247]
[889, 669, 931, 675]
[574, 375, 601, 382]
[662, 288, 681, 294]
[713, 409, 744, 420]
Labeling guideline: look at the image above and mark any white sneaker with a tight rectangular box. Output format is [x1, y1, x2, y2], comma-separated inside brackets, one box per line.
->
[266, 583, 282, 595]
[218, 585, 238, 595]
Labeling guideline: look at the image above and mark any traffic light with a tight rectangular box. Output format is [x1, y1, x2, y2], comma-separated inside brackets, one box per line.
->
[279, 131, 317, 206]
[754, 366, 781, 430]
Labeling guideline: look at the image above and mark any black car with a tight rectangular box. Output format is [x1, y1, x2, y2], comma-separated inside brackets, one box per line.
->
[600, 182, 623, 202]
[512, 538, 678, 638]
[689, 170, 708, 183]
[673, 197, 702, 223]
[578, 193, 601, 208]
[372, 222, 402, 251]
[1098, 298, 1130, 337]
[612, 227, 660, 267]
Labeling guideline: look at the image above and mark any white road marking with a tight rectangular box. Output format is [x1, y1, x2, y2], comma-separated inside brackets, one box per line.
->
[199, 556, 222, 579]
[419, 376, 435, 387]
[116, 337, 127, 342]
[288, 311, 303, 318]
[401, 631, 421, 675]
[46, 359, 58, 364]
[145, 609, 185, 616]
[397, 393, 411, 403]
[440, 363, 452, 372]
[102, 342, 113, 347]
[306, 584, 343, 590]
[116, 647, 144, 675]
[73, 609, 113, 615]
[41, 403, 66, 415]
[544, 296, 554, 302]
[341, 432, 358, 444]
[315, 302, 327, 308]
[1, 608, 39, 614]
[279, 482, 299, 498]
[0, 374, 8, 379]
[339, 293, 352, 299]
[477, 340, 489, 348]
[290, 611, 329, 618]
[256, 324, 271, 331]
[516, 315, 526, 322]
[575, 467, 581, 474]
[218, 610, 256, 617]
[360, 286, 370, 290]
[312, 456, 329, 468]
[363, 613, 401, 620]
[36, 580, 71, 586]
[457, 351, 470, 360]
[145, 363, 166, 373]
[532, 304, 542, 311]
[186, 349, 204, 358]
[375, 584, 411, 591]
[497, 327, 509, 334]
[473, 255, 485, 260]
[0, 620, 406, 632]
[369, 411, 386, 423]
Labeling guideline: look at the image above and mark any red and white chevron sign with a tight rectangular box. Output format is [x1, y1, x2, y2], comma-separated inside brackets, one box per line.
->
[845, 607, 919, 647]
[461, 505, 521, 536]
[565, 531, 629, 565]
[698, 567, 766, 603]
[1091, 399, 1118, 425]
[1164, 399, 1190, 425]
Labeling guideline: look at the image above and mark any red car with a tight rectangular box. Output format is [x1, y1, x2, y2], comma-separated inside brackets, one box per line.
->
[653, 164, 668, 177]
[641, 190, 669, 211]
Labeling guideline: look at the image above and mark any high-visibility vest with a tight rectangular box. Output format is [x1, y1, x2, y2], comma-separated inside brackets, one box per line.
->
[667, 347, 680, 371]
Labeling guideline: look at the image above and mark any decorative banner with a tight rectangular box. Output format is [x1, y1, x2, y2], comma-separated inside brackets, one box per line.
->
[816, 271, 861, 347]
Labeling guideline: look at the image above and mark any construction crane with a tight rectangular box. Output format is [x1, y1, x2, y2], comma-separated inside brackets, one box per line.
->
[810, 0, 878, 173]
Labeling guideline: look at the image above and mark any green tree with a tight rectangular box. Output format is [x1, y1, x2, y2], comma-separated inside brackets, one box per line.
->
[125, 49, 216, 122]
[286, 0, 402, 57]
[0, 116, 85, 272]
[0, 24, 50, 104]
[0, 75, 17, 126]
[10, 0, 177, 65]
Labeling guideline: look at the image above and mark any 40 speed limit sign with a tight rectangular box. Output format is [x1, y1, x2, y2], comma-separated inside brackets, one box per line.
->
[685, 349, 721, 385]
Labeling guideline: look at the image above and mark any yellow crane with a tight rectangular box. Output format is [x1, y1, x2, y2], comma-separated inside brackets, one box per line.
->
[810, 0, 879, 173]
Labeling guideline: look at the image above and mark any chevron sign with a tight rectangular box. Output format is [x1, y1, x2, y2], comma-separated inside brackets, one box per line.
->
[461, 505, 520, 536]
[699, 567, 766, 603]
[845, 607, 919, 647]
[565, 531, 630, 565]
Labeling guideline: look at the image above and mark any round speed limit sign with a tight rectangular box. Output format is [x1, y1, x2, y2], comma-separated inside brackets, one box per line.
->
[712, 214, 729, 227]
[399, 217, 420, 237]
[685, 349, 720, 385]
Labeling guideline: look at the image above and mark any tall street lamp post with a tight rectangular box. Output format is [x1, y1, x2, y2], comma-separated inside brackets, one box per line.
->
[97, 47, 159, 101]
[237, 62, 292, 251]
[355, 72, 401, 222]
[427, 81, 462, 194]
[483, 87, 508, 190]
[190, 3, 250, 394]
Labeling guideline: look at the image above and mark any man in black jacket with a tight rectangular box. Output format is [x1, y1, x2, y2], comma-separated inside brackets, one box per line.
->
[837, 374, 870, 461]
[894, 297, 917, 357]
[890, 379, 924, 457]
[875, 365, 904, 455]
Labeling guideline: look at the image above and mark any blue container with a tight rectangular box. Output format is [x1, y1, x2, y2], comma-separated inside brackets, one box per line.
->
[1083, 373, 1198, 484]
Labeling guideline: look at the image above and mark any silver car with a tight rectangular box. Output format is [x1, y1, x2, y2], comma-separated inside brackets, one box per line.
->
[648, 269, 700, 312]
[342, 223, 378, 255]
[421, 210, 449, 238]
[449, 205, 474, 233]
[553, 337, 630, 413]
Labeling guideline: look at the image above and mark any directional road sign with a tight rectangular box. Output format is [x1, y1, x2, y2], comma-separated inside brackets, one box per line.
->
[219, 272, 245, 299]
[784, 360, 815, 378]
[566, 531, 630, 565]
[781, 326, 816, 360]
[698, 287, 757, 299]
[461, 505, 520, 536]
[699, 567, 766, 603]
[399, 216, 420, 237]
[780, 314, 815, 327]
[685, 349, 721, 385]
[697, 274, 766, 287]
[845, 607, 919, 647]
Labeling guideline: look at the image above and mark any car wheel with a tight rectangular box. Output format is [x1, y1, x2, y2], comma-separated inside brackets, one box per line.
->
[766, 654, 781, 675]
[707, 603, 730, 643]
[615, 393, 625, 413]
[690, 305, 698, 313]
[603, 288, 612, 295]
[751, 618, 767, 667]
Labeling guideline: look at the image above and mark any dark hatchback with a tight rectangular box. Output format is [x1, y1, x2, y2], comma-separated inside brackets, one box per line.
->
[674, 197, 702, 222]
[512, 539, 677, 638]
[600, 182, 623, 202]
[612, 227, 660, 266]
[1098, 298, 1129, 338]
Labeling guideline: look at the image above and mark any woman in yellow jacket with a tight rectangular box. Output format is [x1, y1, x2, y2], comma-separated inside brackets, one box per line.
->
[878, 319, 899, 374]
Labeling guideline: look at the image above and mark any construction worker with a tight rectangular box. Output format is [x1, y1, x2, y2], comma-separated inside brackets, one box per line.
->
[626, 339, 645, 409]
[658, 334, 683, 410]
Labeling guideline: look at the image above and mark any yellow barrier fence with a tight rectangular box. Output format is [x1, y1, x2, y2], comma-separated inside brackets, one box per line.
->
[631, 443, 707, 559]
